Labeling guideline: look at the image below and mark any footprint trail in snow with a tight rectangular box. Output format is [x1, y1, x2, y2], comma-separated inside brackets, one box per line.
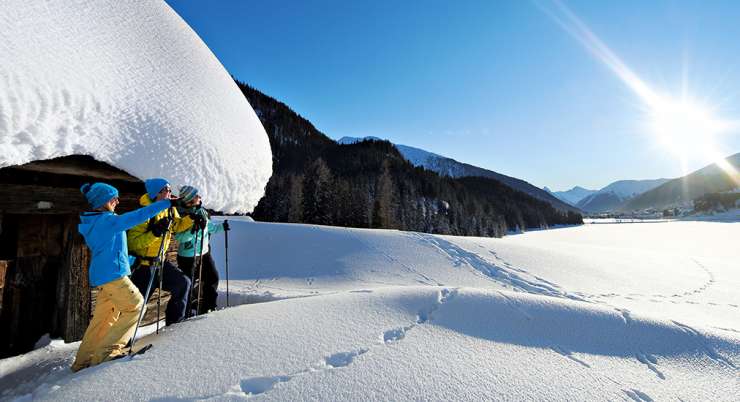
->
[225, 288, 458, 399]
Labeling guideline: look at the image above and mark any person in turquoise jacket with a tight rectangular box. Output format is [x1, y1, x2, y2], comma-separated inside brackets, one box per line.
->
[174, 185, 230, 315]
[73, 182, 175, 372]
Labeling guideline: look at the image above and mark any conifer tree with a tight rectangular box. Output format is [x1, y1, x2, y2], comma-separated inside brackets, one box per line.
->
[303, 158, 333, 225]
[373, 161, 397, 228]
[287, 174, 304, 223]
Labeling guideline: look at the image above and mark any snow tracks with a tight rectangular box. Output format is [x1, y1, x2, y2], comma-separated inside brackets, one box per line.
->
[6, 287, 737, 401]
[409, 232, 580, 300]
[220, 288, 459, 399]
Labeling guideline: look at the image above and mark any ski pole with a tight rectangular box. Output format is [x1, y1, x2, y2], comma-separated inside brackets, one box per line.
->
[224, 219, 229, 308]
[155, 216, 174, 334]
[185, 228, 200, 319]
[196, 225, 206, 315]
[129, 264, 156, 357]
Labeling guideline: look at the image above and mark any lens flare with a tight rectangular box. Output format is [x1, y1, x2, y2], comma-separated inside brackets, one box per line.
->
[648, 96, 725, 161]
[537, 0, 739, 182]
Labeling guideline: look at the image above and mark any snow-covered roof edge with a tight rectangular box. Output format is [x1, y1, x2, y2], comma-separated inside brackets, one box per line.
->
[0, 1, 272, 213]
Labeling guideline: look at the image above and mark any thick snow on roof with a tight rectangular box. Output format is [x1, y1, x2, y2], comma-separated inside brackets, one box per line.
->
[0, 1, 271, 213]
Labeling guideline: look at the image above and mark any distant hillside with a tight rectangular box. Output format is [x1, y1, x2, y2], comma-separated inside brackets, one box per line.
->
[599, 179, 672, 198]
[339, 137, 579, 213]
[576, 192, 626, 213]
[238, 82, 582, 236]
[547, 186, 597, 205]
[575, 179, 671, 213]
[621, 153, 740, 211]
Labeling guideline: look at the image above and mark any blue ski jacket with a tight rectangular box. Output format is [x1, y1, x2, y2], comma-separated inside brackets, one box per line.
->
[78, 199, 171, 287]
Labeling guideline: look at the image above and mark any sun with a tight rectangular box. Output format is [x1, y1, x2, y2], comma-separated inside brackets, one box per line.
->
[540, 0, 739, 181]
[646, 95, 728, 168]
[645, 95, 739, 182]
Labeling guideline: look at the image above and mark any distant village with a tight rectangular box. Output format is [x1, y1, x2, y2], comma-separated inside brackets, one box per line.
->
[586, 189, 740, 219]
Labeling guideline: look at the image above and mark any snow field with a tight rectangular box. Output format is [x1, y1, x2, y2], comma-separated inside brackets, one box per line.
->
[478, 221, 740, 331]
[2, 219, 738, 400]
[209, 219, 740, 332]
[2, 287, 737, 400]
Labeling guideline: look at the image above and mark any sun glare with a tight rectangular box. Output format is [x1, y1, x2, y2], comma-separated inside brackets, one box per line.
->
[541, 0, 738, 181]
[647, 96, 726, 164]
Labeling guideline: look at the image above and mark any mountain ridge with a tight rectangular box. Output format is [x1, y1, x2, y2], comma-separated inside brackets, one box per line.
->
[238, 83, 582, 236]
[547, 178, 672, 212]
[574, 178, 671, 212]
[620, 153, 740, 211]
[547, 186, 597, 205]
[339, 136, 579, 213]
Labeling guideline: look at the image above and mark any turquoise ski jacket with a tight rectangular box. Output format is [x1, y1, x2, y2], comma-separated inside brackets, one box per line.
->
[174, 220, 225, 257]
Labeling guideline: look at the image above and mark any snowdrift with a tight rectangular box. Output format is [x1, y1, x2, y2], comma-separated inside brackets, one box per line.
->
[210, 219, 740, 332]
[0, 1, 272, 212]
[2, 220, 738, 400]
[207, 219, 585, 302]
[2, 288, 737, 400]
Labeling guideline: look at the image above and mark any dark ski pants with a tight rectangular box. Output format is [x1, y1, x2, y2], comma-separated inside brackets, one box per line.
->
[130, 260, 191, 326]
[178, 252, 219, 315]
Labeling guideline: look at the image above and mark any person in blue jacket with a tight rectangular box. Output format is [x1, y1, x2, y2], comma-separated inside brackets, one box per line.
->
[71, 182, 175, 372]
[174, 185, 230, 315]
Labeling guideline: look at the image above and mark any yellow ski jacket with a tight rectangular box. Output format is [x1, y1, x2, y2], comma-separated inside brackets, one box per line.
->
[127, 194, 193, 262]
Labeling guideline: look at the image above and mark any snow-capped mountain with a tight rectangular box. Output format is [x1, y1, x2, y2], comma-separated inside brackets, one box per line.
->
[0, 0, 272, 213]
[574, 179, 671, 212]
[576, 191, 627, 213]
[546, 186, 597, 205]
[339, 136, 455, 172]
[622, 152, 740, 211]
[338, 136, 579, 213]
[546, 179, 671, 213]
[598, 179, 672, 199]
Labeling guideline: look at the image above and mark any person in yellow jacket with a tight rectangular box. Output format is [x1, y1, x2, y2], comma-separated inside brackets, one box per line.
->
[127, 178, 194, 326]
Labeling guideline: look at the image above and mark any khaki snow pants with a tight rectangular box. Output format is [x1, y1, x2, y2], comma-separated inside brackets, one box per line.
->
[71, 276, 144, 372]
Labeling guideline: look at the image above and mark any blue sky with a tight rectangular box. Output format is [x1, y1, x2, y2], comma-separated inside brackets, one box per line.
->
[166, 0, 740, 191]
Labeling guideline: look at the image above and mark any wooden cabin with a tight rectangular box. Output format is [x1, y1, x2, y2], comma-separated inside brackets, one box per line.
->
[0, 155, 173, 358]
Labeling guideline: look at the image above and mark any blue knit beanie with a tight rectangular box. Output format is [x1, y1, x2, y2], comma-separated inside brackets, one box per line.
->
[81, 183, 119, 209]
[179, 185, 199, 204]
[145, 178, 169, 200]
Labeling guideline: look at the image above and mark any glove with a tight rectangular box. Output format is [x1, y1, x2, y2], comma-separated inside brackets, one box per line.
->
[169, 197, 183, 208]
[148, 217, 172, 237]
[189, 209, 208, 231]
[194, 214, 207, 231]
[222, 220, 230, 231]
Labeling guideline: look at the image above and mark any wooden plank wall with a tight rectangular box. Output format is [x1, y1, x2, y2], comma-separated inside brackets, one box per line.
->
[0, 215, 65, 356]
[0, 184, 140, 215]
[54, 217, 91, 342]
[0, 260, 7, 311]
